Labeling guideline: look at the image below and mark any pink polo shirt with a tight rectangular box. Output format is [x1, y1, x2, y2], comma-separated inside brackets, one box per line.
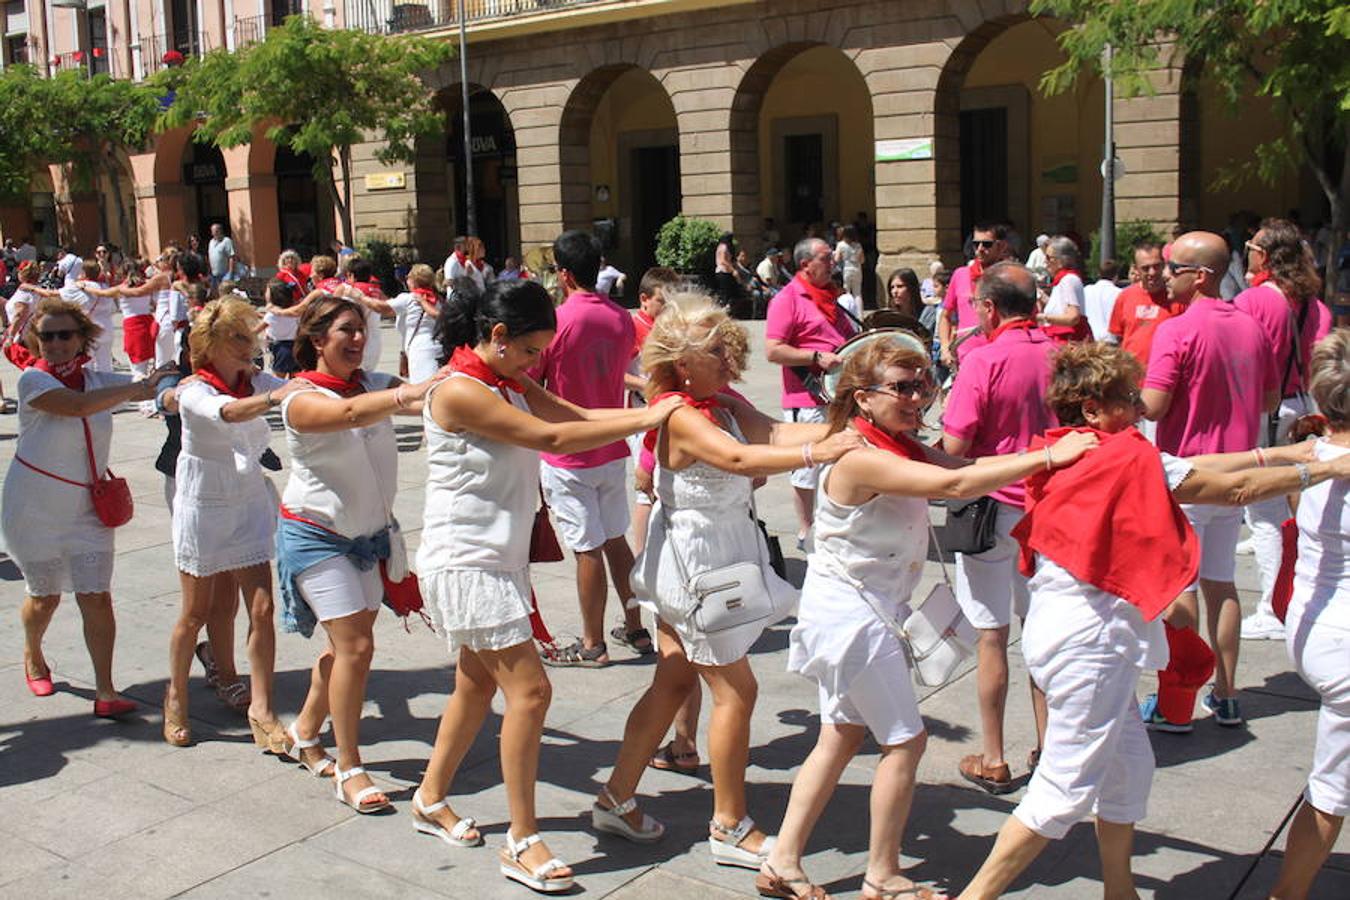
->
[530, 290, 636, 469]
[1233, 284, 1331, 397]
[942, 264, 979, 330]
[765, 277, 856, 408]
[943, 325, 1057, 508]
[1144, 296, 1277, 457]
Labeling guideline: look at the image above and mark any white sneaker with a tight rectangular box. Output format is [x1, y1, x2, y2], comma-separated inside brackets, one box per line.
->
[1235, 537, 1255, 555]
[1240, 612, 1284, 640]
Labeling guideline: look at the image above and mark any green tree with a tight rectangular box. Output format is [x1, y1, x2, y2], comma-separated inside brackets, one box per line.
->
[162, 15, 453, 245]
[1031, 0, 1350, 286]
[0, 65, 59, 201]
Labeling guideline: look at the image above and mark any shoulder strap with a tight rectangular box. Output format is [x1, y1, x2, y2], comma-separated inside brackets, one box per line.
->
[80, 417, 103, 482]
[1278, 296, 1312, 396]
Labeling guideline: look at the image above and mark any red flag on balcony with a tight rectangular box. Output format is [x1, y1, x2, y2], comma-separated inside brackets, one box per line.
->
[92, 47, 104, 57]
[163, 49, 185, 66]
[73, 50, 84, 62]
[52, 55, 61, 66]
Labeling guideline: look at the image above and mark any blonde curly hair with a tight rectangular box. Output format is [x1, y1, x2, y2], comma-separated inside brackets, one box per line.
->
[1045, 342, 1143, 426]
[189, 297, 261, 371]
[640, 290, 750, 399]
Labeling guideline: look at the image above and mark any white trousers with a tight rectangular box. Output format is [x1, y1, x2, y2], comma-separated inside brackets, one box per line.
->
[1014, 639, 1154, 840]
[1245, 396, 1308, 619]
[1287, 612, 1350, 816]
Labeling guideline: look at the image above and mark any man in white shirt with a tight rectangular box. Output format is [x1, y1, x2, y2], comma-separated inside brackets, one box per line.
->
[595, 258, 625, 297]
[207, 223, 237, 287]
[1082, 258, 1123, 340]
[441, 235, 468, 283]
[55, 245, 82, 287]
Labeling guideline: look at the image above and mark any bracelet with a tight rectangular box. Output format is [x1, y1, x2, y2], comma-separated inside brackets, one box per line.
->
[394, 383, 408, 409]
[1295, 462, 1312, 491]
[801, 442, 816, 468]
[1044, 446, 1053, 471]
[1254, 447, 1267, 467]
[265, 390, 277, 409]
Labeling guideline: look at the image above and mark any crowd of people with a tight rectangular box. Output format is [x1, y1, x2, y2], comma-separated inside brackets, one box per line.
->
[1, 216, 1347, 900]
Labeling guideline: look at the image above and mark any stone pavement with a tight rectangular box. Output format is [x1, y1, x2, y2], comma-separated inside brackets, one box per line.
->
[0, 320, 1346, 899]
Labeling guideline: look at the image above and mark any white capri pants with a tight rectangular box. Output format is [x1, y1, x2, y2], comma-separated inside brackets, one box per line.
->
[1246, 396, 1309, 616]
[1286, 614, 1350, 816]
[296, 555, 384, 623]
[1014, 641, 1154, 839]
[1180, 503, 1243, 590]
[954, 501, 1030, 630]
[784, 405, 826, 490]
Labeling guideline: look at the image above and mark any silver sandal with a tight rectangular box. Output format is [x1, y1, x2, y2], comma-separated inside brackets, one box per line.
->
[709, 815, 775, 869]
[592, 787, 664, 843]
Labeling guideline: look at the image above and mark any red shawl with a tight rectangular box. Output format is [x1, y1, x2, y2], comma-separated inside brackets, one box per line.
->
[449, 345, 524, 393]
[1012, 426, 1198, 620]
[195, 364, 253, 398]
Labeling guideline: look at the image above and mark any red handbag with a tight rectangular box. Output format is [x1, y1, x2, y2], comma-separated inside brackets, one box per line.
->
[378, 560, 432, 631]
[1272, 517, 1298, 624]
[82, 419, 133, 527]
[529, 491, 565, 563]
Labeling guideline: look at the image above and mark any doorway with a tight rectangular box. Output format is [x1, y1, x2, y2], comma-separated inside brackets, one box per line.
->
[959, 107, 1009, 240]
[629, 144, 680, 280]
[784, 133, 824, 228]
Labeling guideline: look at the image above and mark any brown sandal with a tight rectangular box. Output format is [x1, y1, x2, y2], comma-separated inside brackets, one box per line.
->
[215, 679, 250, 714]
[958, 753, 1014, 795]
[648, 741, 700, 775]
[756, 863, 830, 899]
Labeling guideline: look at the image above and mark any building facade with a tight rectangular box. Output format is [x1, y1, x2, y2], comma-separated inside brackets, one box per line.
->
[0, 0, 1319, 289]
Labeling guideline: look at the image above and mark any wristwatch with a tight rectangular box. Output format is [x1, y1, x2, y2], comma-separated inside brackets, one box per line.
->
[811, 350, 821, 367]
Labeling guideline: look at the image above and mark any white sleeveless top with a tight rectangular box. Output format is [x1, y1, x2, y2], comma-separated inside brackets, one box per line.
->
[416, 373, 539, 573]
[153, 288, 186, 329]
[118, 291, 153, 317]
[280, 372, 399, 538]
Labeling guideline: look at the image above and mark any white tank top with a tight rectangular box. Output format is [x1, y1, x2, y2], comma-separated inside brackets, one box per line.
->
[811, 460, 931, 601]
[280, 372, 399, 538]
[118, 292, 153, 317]
[416, 373, 540, 573]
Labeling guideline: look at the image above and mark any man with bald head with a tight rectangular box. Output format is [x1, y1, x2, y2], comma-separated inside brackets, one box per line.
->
[1138, 231, 1277, 732]
[765, 236, 858, 547]
[943, 261, 1055, 793]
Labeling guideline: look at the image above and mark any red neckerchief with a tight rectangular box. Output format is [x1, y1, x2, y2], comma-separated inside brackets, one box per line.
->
[852, 416, 927, 461]
[412, 286, 438, 306]
[450, 345, 524, 393]
[453, 250, 468, 267]
[989, 318, 1037, 342]
[795, 271, 842, 325]
[315, 277, 344, 293]
[195, 363, 253, 398]
[34, 354, 91, 390]
[351, 280, 383, 298]
[969, 258, 984, 283]
[1250, 271, 1271, 287]
[1011, 426, 1198, 620]
[471, 259, 486, 272]
[296, 368, 365, 396]
[641, 390, 726, 453]
[1051, 268, 1081, 287]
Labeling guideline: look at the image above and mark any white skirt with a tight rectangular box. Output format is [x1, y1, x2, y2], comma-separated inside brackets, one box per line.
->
[421, 566, 535, 654]
[172, 456, 279, 577]
[788, 567, 913, 698]
[2, 465, 114, 595]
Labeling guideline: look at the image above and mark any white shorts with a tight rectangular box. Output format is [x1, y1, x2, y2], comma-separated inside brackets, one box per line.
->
[1287, 617, 1350, 816]
[954, 502, 1030, 630]
[784, 406, 826, 490]
[296, 555, 384, 623]
[818, 647, 925, 746]
[540, 458, 631, 552]
[1179, 503, 1243, 589]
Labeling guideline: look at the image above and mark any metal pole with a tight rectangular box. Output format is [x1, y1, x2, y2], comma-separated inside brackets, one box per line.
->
[1100, 44, 1116, 267]
[458, 0, 476, 238]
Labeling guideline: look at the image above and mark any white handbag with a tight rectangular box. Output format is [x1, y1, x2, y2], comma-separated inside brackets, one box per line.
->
[852, 517, 977, 688]
[385, 515, 409, 583]
[664, 502, 780, 636]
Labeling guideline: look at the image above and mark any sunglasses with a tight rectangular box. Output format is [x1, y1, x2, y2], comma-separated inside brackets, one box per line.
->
[972, 239, 997, 249]
[1244, 241, 1266, 255]
[867, 377, 935, 399]
[38, 329, 78, 342]
[1166, 261, 1213, 276]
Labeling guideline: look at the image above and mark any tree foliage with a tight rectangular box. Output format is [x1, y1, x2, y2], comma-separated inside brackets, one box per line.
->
[162, 15, 454, 244]
[655, 215, 721, 276]
[1030, 0, 1350, 280]
[0, 65, 58, 199]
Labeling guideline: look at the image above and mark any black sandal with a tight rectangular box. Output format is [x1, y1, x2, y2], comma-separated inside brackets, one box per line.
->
[610, 624, 655, 655]
[540, 639, 609, 668]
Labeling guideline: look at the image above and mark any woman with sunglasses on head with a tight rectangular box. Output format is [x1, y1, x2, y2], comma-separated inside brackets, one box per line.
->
[758, 333, 1097, 900]
[593, 291, 861, 874]
[2, 299, 176, 713]
[410, 280, 680, 894]
[276, 296, 435, 815]
[958, 341, 1350, 900]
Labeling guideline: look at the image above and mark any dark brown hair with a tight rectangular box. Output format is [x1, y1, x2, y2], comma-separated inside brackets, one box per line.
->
[294, 296, 365, 370]
[1253, 217, 1320, 304]
[824, 333, 930, 434]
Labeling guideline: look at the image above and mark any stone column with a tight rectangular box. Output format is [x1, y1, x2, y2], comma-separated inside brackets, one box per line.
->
[221, 145, 279, 272]
[47, 164, 102, 251]
[128, 146, 187, 258]
[1114, 52, 1186, 232]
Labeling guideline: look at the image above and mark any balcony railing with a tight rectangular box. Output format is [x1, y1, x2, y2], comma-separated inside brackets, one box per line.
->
[234, 14, 267, 48]
[137, 31, 212, 76]
[344, 0, 608, 36]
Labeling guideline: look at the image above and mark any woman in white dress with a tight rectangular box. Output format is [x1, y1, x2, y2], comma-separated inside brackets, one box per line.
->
[1037, 235, 1088, 342]
[760, 334, 1097, 900]
[411, 279, 679, 894]
[2, 299, 175, 714]
[389, 263, 443, 383]
[592, 292, 861, 870]
[834, 225, 865, 303]
[1269, 329, 1350, 900]
[275, 296, 433, 815]
[959, 342, 1350, 900]
[160, 298, 304, 748]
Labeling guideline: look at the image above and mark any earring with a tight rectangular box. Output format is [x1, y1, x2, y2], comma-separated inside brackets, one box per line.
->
[683, 377, 692, 387]
[496, 344, 506, 358]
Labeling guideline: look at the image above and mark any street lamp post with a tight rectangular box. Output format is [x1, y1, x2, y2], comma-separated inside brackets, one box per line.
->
[458, 0, 476, 238]
[1100, 44, 1116, 266]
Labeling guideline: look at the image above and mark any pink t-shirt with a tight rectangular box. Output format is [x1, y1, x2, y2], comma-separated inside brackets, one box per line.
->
[530, 290, 636, 469]
[764, 277, 856, 408]
[942, 265, 979, 330]
[1144, 296, 1277, 457]
[1233, 284, 1332, 397]
[943, 325, 1057, 508]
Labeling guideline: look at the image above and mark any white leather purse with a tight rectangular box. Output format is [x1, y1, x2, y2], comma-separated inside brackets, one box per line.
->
[852, 517, 977, 688]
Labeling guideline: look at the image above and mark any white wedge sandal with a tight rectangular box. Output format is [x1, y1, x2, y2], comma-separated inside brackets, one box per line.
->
[591, 788, 664, 843]
[709, 815, 775, 869]
[287, 722, 335, 778]
[411, 790, 483, 847]
[333, 765, 391, 814]
[499, 832, 573, 893]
